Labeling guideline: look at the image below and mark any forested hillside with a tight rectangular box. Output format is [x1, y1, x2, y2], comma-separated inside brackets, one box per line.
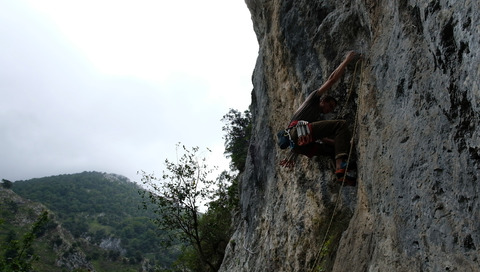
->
[12, 171, 178, 270]
[0, 188, 97, 271]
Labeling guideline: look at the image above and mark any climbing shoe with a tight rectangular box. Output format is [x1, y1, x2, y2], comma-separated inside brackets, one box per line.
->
[337, 173, 356, 186]
[335, 162, 356, 186]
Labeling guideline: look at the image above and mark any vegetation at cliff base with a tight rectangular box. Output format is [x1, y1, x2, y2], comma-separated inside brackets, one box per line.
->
[222, 109, 252, 172]
[140, 145, 238, 271]
[139, 108, 250, 271]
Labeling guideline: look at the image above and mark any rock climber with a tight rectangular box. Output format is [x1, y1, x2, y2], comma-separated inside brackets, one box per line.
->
[278, 51, 358, 185]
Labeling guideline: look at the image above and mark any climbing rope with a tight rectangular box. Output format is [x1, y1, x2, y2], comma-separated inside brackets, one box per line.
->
[308, 59, 363, 272]
[339, 58, 362, 119]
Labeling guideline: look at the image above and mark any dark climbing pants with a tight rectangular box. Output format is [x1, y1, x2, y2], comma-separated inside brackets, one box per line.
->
[290, 120, 351, 159]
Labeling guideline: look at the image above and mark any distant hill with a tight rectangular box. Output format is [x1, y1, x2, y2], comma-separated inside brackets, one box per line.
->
[0, 188, 94, 271]
[11, 171, 179, 271]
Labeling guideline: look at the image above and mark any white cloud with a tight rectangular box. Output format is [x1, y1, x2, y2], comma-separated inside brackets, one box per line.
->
[0, 0, 257, 182]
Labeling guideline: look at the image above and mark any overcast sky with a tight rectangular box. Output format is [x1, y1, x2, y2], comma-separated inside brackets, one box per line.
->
[1, 0, 258, 183]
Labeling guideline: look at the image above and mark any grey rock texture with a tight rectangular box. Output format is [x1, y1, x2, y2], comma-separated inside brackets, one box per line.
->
[220, 0, 480, 271]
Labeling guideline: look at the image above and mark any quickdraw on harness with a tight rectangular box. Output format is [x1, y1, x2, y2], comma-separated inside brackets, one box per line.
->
[278, 120, 314, 150]
[295, 120, 313, 146]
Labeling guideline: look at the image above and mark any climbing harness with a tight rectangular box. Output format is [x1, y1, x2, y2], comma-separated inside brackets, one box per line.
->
[278, 119, 314, 150]
[277, 129, 293, 149]
[308, 58, 363, 272]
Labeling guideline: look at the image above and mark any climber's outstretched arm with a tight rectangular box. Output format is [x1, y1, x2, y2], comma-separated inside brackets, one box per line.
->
[315, 51, 357, 97]
[290, 51, 357, 119]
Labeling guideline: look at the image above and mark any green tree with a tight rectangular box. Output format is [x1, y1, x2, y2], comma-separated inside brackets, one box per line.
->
[1, 179, 13, 189]
[140, 144, 229, 271]
[198, 171, 237, 269]
[221, 109, 252, 172]
[0, 211, 50, 272]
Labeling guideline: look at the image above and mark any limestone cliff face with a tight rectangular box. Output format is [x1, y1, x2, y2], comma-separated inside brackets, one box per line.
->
[220, 0, 480, 271]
